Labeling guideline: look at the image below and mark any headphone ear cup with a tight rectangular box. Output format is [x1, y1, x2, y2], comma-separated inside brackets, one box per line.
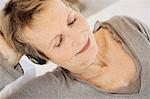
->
[26, 54, 46, 65]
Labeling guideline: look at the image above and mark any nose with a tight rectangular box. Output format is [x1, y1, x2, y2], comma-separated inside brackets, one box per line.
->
[71, 31, 87, 47]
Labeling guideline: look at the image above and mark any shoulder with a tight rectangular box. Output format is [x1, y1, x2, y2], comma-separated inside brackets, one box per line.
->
[104, 16, 142, 27]
[104, 16, 150, 42]
[93, 16, 138, 33]
[8, 67, 76, 98]
[8, 71, 59, 98]
[104, 16, 148, 29]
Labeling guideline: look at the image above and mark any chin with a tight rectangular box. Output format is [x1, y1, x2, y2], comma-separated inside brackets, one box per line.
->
[87, 44, 98, 65]
[79, 35, 98, 65]
[72, 31, 98, 66]
[87, 32, 98, 64]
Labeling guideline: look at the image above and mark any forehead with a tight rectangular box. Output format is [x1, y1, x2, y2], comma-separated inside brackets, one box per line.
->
[34, 0, 69, 27]
[24, 0, 71, 41]
[24, 0, 71, 32]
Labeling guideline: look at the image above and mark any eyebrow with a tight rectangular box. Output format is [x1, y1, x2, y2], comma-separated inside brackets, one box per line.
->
[67, 10, 74, 22]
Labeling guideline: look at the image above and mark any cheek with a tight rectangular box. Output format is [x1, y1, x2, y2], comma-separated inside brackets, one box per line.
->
[24, 32, 50, 52]
[50, 47, 74, 64]
[77, 14, 90, 30]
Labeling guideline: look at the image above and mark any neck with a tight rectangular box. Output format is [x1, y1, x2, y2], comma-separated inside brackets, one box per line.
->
[70, 52, 107, 81]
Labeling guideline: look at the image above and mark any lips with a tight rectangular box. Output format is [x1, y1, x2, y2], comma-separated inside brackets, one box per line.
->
[77, 37, 90, 54]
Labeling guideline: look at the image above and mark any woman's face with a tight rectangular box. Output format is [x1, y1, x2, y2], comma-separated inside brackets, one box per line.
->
[23, 0, 98, 71]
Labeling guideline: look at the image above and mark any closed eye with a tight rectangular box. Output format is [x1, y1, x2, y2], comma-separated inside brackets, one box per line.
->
[67, 11, 77, 26]
[54, 34, 64, 48]
[68, 17, 77, 26]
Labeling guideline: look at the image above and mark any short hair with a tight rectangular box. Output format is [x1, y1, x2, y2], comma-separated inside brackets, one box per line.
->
[0, 0, 79, 64]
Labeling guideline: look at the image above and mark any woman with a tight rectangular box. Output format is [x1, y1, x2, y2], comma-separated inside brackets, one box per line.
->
[0, 0, 150, 98]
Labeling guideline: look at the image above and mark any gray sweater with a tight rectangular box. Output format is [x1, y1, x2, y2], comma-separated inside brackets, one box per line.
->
[9, 16, 150, 99]
[0, 53, 22, 91]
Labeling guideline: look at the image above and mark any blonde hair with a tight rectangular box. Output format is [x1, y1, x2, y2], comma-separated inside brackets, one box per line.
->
[0, 0, 79, 64]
